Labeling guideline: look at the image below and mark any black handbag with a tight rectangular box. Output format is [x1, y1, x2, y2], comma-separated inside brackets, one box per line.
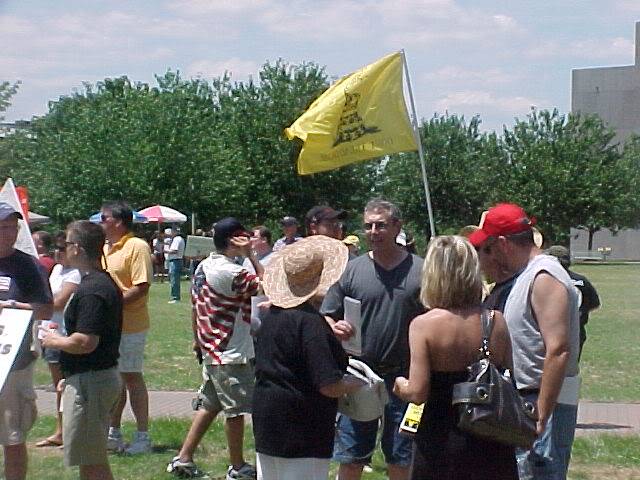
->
[451, 310, 538, 448]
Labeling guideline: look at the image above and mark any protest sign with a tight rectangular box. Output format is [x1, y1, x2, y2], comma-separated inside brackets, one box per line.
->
[0, 308, 34, 393]
[184, 235, 215, 258]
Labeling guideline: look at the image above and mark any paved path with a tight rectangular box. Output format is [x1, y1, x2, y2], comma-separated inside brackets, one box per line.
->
[35, 389, 639, 436]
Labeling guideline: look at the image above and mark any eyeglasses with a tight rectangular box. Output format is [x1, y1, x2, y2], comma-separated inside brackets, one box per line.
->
[65, 240, 78, 248]
[363, 221, 389, 231]
[54, 245, 66, 252]
[475, 238, 496, 255]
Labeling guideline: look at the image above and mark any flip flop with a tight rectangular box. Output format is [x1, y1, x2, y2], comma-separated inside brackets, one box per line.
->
[35, 437, 63, 447]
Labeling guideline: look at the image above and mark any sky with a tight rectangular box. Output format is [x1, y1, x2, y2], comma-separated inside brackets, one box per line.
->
[1, 0, 639, 133]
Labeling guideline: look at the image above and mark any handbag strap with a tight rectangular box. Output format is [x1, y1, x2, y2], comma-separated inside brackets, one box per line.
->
[479, 309, 495, 359]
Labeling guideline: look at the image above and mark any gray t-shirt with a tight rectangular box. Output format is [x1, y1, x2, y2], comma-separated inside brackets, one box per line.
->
[320, 253, 424, 371]
[504, 254, 580, 390]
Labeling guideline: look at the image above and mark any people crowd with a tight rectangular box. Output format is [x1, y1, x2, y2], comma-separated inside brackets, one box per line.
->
[0, 197, 595, 480]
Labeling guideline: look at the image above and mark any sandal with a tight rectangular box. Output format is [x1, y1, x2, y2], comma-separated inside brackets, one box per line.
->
[35, 436, 63, 447]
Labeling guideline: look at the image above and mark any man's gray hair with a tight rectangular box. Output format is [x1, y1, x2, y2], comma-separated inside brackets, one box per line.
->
[364, 198, 402, 221]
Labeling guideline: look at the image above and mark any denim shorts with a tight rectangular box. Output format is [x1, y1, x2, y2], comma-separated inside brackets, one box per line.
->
[333, 374, 412, 466]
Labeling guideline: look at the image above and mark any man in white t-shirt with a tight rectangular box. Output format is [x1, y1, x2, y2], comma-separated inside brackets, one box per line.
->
[164, 228, 186, 304]
[167, 217, 263, 480]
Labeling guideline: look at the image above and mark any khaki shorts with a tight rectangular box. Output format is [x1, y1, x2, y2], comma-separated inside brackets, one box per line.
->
[63, 368, 122, 466]
[0, 365, 37, 446]
[118, 331, 147, 373]
[195, 363, 254, 418]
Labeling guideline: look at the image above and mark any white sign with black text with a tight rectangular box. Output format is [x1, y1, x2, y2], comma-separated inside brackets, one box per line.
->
[0, 308, 34, 393]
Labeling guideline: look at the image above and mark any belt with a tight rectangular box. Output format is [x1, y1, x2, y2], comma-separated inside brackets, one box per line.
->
[519, 388, 540, 396]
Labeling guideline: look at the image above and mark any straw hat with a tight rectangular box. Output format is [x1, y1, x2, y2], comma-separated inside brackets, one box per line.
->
[263, 235, 348, 308]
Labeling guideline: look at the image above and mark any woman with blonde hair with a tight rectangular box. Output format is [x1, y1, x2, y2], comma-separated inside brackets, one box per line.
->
[394, 235, 518, 479]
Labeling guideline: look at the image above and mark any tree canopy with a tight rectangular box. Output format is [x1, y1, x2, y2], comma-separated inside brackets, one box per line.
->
[2, 68, 637, 247]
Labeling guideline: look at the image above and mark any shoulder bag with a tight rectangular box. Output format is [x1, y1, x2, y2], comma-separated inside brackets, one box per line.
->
[451, 310, 538, 448]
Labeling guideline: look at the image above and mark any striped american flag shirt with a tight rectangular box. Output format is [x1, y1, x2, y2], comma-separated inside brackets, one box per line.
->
[192, 254, 260, 365]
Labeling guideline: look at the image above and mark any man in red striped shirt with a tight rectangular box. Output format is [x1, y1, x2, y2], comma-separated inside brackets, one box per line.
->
[168, 218, 264, 480]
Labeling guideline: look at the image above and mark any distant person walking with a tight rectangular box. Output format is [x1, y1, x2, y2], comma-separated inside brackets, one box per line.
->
[165, 227, 186, 303]
[167, 218, 264, 480]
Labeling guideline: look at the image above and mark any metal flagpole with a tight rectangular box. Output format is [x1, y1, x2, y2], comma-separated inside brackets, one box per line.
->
[401, 49, 436, 238]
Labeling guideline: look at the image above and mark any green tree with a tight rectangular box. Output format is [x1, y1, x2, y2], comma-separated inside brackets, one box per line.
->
[0, 80, 20, 120]
[378, 114, 506, 238]
[501, 109, 637, 246]
[5, 63, 378, 230]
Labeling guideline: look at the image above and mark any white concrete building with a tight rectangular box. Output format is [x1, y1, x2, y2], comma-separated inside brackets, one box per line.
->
[572, 22, 640, 144]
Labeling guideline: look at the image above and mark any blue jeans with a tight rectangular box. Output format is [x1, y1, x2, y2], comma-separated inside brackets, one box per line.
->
[168, 258, 183, 301]
[333, 374, 412, 467]
[516, 397, 578, 480]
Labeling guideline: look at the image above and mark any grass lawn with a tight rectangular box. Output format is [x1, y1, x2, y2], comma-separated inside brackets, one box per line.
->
[34, 264, 640, 402]
[572, 263, 640, 402]
[14, 416, 640, 479]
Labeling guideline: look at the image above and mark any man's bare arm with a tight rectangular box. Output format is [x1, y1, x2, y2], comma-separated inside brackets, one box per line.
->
[531, 272, 571, 433]
[123, 283, 149, 304]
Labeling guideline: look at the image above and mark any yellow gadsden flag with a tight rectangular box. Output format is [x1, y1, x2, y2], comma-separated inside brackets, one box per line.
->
[285, 51, 418, 175]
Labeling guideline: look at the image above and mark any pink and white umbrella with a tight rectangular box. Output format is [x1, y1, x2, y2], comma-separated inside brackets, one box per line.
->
[138, 205, 187, 223]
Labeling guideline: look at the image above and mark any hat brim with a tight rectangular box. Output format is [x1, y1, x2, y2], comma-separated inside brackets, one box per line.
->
[468, 229, 489, 248]
[263, 235, 348, 309]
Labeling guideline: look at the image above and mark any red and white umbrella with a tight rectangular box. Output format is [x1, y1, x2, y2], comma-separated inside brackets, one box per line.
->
[138, 205, 187, 223]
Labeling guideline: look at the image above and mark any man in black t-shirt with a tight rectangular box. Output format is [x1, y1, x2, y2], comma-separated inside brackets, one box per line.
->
[0, 203, 52, 480]
[546, 246, 601, 359]
[41, 221, 122, 480]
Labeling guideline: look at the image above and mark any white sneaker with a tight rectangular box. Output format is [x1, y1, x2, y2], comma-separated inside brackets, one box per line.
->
[107, 430, 124, 453]
[125, 432, 152, 455]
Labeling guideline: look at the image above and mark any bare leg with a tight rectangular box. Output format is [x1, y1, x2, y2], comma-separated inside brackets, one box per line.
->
[121, 372, 149, 432]
[177, 408, 219, 462]
[50, 363, 64, 441]
[338, 463, 365, 480]
[387, 464, 409, 480]
[109, 384, 127, 429]
[4, 443, 27, 480]
[225, 414, 247, 469]
[79, 464, 114, 480]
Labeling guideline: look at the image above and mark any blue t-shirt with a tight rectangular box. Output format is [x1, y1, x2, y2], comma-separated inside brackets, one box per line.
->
[0, 249, 53, 370]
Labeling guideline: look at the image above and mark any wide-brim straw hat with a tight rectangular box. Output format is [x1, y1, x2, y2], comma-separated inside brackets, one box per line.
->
[263, 235, 348, 308]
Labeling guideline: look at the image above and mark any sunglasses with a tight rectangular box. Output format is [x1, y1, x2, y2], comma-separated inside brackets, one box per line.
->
[54, 245, 67, 252]
[363, 221, 390, 231]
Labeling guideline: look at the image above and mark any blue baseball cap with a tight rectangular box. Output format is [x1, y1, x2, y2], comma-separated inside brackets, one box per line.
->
[0, 202, 23, 221]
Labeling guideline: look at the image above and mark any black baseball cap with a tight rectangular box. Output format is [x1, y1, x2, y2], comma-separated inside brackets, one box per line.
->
[0, 202, 23, 221]
[280, 216, 298, 227]
[305, 206, 347, 227]
[212, 217, 251, 243]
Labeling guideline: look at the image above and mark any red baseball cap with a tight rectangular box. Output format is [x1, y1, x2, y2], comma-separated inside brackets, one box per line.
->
[468, 203, 536, 247]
